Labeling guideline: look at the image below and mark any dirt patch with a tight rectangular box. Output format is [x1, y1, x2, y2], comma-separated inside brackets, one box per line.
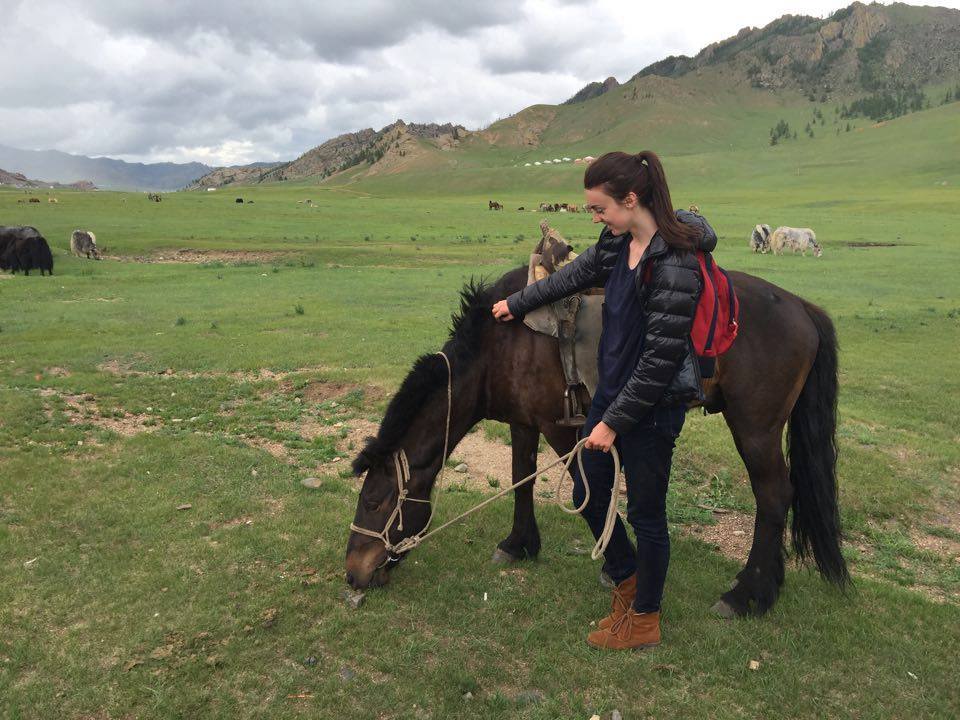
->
[915, 496, 960, 557]
[96, 360, 338, 384]
[300, 381, 362, 404]
[309, 419, 570, 496]
[242, 437, 293, 463]
[57, 392, 157, 437]
[679, 510, 755, 563]
[911, 529, 960, 557]
[446, 429, 565, 496]
[103, 249, 295, 264]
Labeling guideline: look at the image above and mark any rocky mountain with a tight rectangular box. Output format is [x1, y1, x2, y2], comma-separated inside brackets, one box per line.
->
[632, 2, 960, 98]
[185, 161, 285, 190]
[563, 76, 620, 105]
[190, 120, 467, 188]
[0, 167, 96, 190]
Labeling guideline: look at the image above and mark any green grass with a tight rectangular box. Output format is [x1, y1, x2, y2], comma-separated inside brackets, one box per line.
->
[2, 95, 959, 718]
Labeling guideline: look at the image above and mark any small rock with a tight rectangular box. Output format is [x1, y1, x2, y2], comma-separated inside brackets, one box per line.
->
[589, 715, 601, 720]
[462, 691, 474, 700]
[303, 656, 318, 667]
[748, 659, 760, 671]
[611, 710, 623, 720]
[331, 457, 342, 463]
[733, 530, 746, 536]
[251, 468, 258, 477]
[339, 666, 355, 681]
[176, 503, 192, 511]
[454, 463, 468, 473]
[301, 477, 323, 489]
[341, 589, 365, 609]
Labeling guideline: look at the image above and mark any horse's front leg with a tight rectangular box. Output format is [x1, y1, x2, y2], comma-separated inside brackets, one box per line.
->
[492, 423, 541, 563]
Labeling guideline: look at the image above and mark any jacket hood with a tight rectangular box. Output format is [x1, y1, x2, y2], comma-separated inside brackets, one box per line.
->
[675, 209, 717, 252]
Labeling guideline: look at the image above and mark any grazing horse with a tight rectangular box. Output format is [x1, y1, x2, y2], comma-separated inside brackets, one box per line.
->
[346, 267, 848, 617]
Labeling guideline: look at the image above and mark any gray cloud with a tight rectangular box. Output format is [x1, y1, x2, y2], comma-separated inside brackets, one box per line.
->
[79, 0, 520, 61]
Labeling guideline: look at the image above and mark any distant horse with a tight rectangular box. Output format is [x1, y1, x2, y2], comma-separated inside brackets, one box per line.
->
[346, 268, 848, 617]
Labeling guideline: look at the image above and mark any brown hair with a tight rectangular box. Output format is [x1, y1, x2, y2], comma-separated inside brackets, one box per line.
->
[584, 150, 700, 251]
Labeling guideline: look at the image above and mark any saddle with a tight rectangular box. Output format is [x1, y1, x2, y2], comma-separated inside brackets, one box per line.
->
[523, 222, 603, 427]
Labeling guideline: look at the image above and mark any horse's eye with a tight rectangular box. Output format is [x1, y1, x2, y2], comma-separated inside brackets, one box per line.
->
[362, 497, 381, 512]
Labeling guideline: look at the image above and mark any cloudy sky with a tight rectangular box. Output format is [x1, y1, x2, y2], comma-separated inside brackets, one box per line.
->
[0, 0, 954, 166]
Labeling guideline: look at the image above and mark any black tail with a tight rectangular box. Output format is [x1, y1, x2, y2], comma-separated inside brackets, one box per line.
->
[788, 302, 850, 586]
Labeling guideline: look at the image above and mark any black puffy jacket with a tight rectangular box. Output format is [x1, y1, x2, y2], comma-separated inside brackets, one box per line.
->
[506, 210, 717, 435]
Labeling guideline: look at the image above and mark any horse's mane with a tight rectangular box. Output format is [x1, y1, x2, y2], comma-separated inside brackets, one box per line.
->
[352, 277, 498, 475]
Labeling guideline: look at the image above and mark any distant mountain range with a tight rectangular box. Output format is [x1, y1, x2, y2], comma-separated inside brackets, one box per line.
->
[0, 167, 96, 191]
[0, 145, 284, 191]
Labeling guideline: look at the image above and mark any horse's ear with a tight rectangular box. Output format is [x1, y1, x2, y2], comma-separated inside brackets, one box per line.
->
[352, 437, 379, 476]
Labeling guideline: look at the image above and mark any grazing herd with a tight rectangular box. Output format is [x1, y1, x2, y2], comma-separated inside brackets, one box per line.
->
[488, 200, 584, 213]
[750, 224, 822, 256]
[1, 194, 824, 280]
[0, 226, 104, 276]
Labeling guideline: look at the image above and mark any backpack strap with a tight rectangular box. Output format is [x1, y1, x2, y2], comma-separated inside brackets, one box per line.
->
[701, 251, 720, 353]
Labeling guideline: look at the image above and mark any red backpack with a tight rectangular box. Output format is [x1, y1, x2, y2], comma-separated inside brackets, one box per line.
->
[644, 251, 739, 377]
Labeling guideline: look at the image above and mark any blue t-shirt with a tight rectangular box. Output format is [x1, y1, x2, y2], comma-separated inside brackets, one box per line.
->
[595, 242, 646, 409]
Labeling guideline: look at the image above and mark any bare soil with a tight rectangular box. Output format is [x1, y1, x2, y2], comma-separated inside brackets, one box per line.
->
[103, 249, 295, 264]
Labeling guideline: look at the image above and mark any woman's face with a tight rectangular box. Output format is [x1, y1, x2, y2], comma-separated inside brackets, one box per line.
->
[584, 187, 637, 236]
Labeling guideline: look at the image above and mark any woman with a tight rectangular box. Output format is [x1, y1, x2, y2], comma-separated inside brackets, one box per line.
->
[491, 150, 717, 650]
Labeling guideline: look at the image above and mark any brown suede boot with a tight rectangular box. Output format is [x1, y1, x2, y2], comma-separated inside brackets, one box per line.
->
[586, 608, 661, 650]
[597, 574, 637, 631]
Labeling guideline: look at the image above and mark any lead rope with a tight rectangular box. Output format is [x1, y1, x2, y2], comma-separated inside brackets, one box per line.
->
[349, 350, 623, 561]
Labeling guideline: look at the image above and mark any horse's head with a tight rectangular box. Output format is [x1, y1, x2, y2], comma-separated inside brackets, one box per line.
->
[345, 440, 436, 590]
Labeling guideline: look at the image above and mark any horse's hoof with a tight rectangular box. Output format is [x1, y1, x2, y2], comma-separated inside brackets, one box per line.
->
[491, 548, 521, 565]
[710, 599, 739, 619]
[599, 570, 616, 589]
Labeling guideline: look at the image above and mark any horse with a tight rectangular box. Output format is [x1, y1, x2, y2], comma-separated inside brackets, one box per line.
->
[345, 266, 849, 617]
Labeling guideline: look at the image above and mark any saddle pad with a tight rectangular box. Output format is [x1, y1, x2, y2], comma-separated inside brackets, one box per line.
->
[522, 293, 602, 398]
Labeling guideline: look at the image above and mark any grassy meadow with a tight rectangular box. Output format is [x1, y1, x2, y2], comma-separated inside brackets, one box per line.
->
[1, 97, 959, 718]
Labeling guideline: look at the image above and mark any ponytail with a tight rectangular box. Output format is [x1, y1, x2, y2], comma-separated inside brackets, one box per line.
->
[584, 150, 700, 251]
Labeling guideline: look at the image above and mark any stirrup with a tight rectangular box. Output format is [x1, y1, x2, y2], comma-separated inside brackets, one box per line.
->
[556, 385, 586, 427]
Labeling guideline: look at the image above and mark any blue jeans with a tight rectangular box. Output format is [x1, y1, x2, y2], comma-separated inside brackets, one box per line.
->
[571, 398, 685, 613]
